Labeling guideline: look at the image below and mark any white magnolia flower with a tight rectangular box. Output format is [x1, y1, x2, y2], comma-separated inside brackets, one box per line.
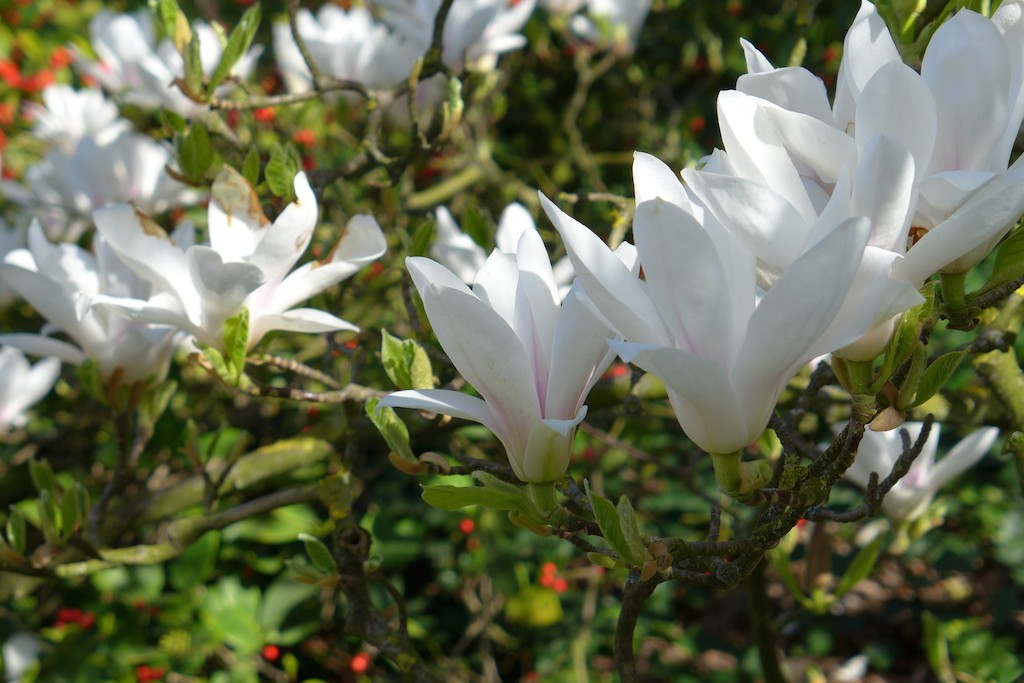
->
[0, 347, 60, 433]
[0, 221, 180, 384]
[273, 5, 425, 93]
[380, 231, 619, 482]
[430, 203, 574, 289]
[570, 0, 651, 54]
[541, 152, 916, 456]
[24, 85, 126, 152]
[373, 0, 537, 72]
[2, 632, 43, 683]
[728, 0, 1024, 282]
[2, 129, 197, 241]
[92, 169, 387, 351]
[846, 422, 999, 521]
[75, 10, 263, 117]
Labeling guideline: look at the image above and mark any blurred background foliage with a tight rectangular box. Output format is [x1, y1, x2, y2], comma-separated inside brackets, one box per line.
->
[1, 0, 1023, 681]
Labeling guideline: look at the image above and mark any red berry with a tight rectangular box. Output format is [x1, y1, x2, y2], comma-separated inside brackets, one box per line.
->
[253, 107, 276, 123]
[292, 129, 315, 147]
[262, 644, 280, 661]
[458, 518, 475, 535]
[350, 652, 371, 674]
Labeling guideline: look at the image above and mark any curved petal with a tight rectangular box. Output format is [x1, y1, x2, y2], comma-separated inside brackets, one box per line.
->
[736, 217, 871, 419]
[922, 9, 1010, 174]
[208, 167, 271, 263]
[833, 0, 901, 133]
[926, 426, 999, 493]
[378, 388, 501, 436]
[851, 134, 917, 252]
[0, 334, 87, 365]
[737, 66, 834, 124]
[249, 172, 319, 281]
[495, 203, 536, 253]
[521, 406, 588, 482]
[633, 151, 690, 209]
[612, 341, 748, 454]
[855, 62, 936, 183]
[539, 193, 668, 345]
[248, 308, 359, 347]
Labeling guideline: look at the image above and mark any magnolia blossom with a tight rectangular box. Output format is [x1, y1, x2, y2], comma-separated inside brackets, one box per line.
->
[569, 0, 651, 54]
[2, 129, 197, 241]
[725, 0, 1024, 283]
[75, 10, 262, 117]
[846, 422, 999, 521]
[24, 85, 126, 152]
[91, 169, 387, 351]
[431, 203, 573, 289]
[0, 347, 60, 433]
[541, 153, 918, 455]
[274, 5, 424, 93]
[373, 0, 536, 72]
[380, 232, 620, 482]
[0, 221, 181, 383]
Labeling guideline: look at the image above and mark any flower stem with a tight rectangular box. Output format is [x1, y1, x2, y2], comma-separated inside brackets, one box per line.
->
[526, 480, 560, 520]
[940, 271, 974, 330]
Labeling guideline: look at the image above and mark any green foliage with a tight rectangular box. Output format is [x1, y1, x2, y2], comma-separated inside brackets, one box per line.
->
[207, 3, 261, 92]
[380, 329, 433, 390]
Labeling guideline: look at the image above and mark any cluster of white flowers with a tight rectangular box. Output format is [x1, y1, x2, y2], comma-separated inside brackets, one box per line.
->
[541, 0, 651, 54]
[382, 1, 1009, 518]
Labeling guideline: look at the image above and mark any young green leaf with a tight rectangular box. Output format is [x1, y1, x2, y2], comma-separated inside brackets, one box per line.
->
[585, 481, 644, 564]
[180, 123, 214, 182]
[265, 143, 299, 201]
[365, 398, 415, 463]
[222, 308, 250, 385]
[28, 458, 57, 496]
[207, 3, 261, 92]
[297, 533, 338, 575]
[6, 507, 26, 555]
[971, 226, 1024, 302]
[183, 32, 205, 100]
[616, 495, 650, 564]
[242, 146, 261, 186]
[421, 484, 530, 513]
[907, 350, 967, 409]
[835, 535, 883, 598]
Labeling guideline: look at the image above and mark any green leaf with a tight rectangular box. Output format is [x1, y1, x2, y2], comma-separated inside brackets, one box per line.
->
[223, 308, 250, 384]
[59, 487, 81, 536]
[265, 143, 299, 201]
[158, 109, 187, 133]
[77, 358, 107, 405]
[364, 398, 415, 462]
[972, 226, 1024, 302]
[207, 3, 261, 92]
[37, 490, 60, 542]
[616, 495, 650, 564]
[200, 576, 264, 654]
[242, 146, 261, 186]
[923, 612, 957, 683]
[421, 483, 530, 514]
[169, 530, 221, 591]
[380, 330, 433, 391]
[769, 545, 811, 608]
[179, 123, 214, 182]
[835, 535, 883, 598]
[28, 458, 56, 496]
[410, 218, 436, 257]
[139, 379, 178, 428]
[876, 285, 934, 391]
[297, 533, 337, 575]
[907, 350, 967, 409]
[6, 507, 26, 555]
[184, 31, 205, 100]
[896, 343, 929, 411]
[585, 480, 644, 564]
[71, 481, 90, 528]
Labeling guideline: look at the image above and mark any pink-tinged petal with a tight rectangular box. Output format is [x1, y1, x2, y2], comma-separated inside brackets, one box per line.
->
[406, 256, 540, 454]
[633, 199, 739, 365]
[855, 62, 936, 183]
[851, 134, 917, 252]
[926, 426, 999, 492]
[522, 406, 587, 482]
[923, 10, 1010, 173]
[737, 217, 871, 419]
[612, 341, 748, 454]
[717, 91, 819, 224]
[539, 193, 668, 345]
[248, 308, 358, 347]
[897, 160, 1024, 280]
[914, 171, 995, 228]
[545, 287, 617, 421]
[833, 0, 901, 133]
[269, 214, 386, 313]
[633, 152, 689, 208]
[248, 172, 319, 281]
[682, 169, 809, 274]
[0, 334, 87, 366]
[513, 268, 558, 405]
[93, 204, 200, 321]
[208, 167, 270, 263]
